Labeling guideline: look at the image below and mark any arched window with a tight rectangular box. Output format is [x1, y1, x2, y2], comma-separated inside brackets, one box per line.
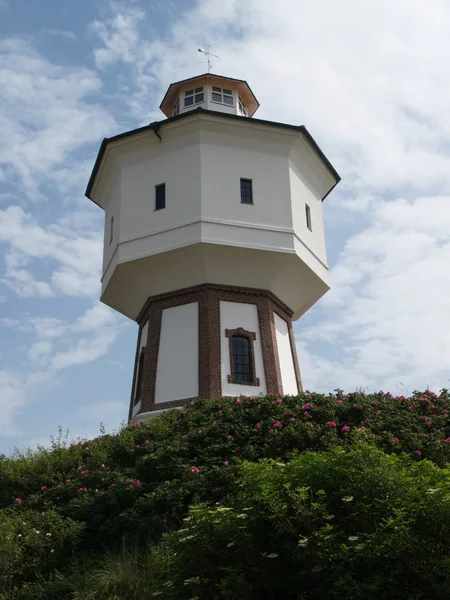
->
[134, 347, 146, 406]
[225, 328, 260, 386]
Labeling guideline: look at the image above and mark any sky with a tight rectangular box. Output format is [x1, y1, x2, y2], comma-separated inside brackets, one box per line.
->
[1, 0, 450, 455]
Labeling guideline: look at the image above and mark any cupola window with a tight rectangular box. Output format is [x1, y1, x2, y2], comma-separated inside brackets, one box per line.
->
[184, 87, 204, 107]
[212, 86, 234, 105]
[238, 97, 247, 116]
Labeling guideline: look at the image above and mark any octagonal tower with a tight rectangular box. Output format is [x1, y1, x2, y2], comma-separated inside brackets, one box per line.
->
[86, 73, 340, 421]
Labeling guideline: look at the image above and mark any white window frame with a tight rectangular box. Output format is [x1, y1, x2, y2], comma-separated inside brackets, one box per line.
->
[183, 87, 205, 108]
[238, 97, 247, 116]
[211, 86, 234, 106]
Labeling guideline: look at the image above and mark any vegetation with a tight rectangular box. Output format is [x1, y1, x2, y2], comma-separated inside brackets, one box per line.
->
[2, 388, 450, 598]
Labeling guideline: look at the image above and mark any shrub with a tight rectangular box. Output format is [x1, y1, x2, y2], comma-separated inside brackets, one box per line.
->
[151, 444, 450, 599]
[1, 389, 450, 598]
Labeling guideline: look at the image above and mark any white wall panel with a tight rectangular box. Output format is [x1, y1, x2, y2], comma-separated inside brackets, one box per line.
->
[155, 302, 199, 403]
[273, 313, 298, 395]
[220, 301, 266, 397]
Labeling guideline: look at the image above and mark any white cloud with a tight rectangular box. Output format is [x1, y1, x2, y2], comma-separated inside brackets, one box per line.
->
[90, 0, 450, 192]
[0, 205, 101, 298]
[42, 29, 77, 41]
[298, 195, 450, 394]
[0, 38, 116, 194]
[0, 302, 120, 436]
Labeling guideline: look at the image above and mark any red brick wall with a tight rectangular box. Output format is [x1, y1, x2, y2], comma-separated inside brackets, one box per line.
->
[129, 284, 302, 420]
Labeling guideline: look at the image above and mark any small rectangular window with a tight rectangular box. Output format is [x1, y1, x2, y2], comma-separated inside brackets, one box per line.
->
[109, 215, 114, 243]
[212, 92, 222, 102]
[240, 178, 253, 204]
[155, 184, 166, 211]
[305, 204, 312, 231]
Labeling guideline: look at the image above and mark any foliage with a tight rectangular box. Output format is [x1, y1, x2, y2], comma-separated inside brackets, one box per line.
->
[1, 388, 450, 598]
[151, 444, 450, 599]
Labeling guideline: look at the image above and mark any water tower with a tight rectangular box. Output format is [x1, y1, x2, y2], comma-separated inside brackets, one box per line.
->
[86, 72, 340, 421]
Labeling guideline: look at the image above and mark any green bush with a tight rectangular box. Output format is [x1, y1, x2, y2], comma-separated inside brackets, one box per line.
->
[1, 389, 450, 598]
[151, 443, 450, 599]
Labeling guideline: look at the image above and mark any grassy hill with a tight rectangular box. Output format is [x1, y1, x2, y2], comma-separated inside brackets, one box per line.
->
[2, 388, 450, 599]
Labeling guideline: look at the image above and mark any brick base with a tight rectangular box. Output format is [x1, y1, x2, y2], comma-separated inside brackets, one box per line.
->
[128, 284, 302, 421]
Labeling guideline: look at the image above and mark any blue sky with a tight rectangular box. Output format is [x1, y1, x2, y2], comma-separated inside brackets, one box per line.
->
[1, 0, 450, 455]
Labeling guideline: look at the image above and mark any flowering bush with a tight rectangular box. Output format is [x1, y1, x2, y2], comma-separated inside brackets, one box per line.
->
[1, 388, 450, 597]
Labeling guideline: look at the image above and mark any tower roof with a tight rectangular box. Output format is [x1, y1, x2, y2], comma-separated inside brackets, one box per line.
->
[159, 73, 260, 118]
[85, 108, 340, 205]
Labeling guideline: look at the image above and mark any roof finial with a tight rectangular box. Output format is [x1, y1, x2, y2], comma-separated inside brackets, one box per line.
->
[198, 45, 219, 73]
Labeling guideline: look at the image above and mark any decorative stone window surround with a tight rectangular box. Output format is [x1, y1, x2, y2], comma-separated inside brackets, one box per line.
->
[225, 327, 260, 386]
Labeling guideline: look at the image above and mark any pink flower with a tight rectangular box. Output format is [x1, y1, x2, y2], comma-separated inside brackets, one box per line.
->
[41, 512, 45, 516]
[256, 423, 262, 429]
[360, 426, 366, 431]
[341, 426, 351, 433]
[326, 421, 336, 428]
[415, 450, 422, 456]
[376, 410, 381, 415]
[444, 438, 450, 444]
[274, 421, 282, 428]
[197, 430, 203, 435]
[94, 489, 99, 493]
[135, 480, 141, 486]
[310, 423, 314, 428]
[14, 497, 22, 504]
[84, 447, 89, 451]
[223, 461, 229, 466]
[100, 464, 105, 469]
[235, 399, 242, 405]
[227, 435, 233, 441]
[41, 485, 47, 490]
[268, 429, 274, 434]
[164, 481, 170, 486]
[145, 440, 149, 444]
[393, 437, 400, 443]
[277, 398, 283, 404]
[302, 403, 312, 410]
[65, 479, 70, 484]
[190, 466, 200, 473]
[215, 502, 220, 506]
[337, 400, 343, 405]
[136, 445, 140, 449]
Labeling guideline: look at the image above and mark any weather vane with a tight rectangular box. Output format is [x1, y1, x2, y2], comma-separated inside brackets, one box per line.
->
[198, 45, 219, 72]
